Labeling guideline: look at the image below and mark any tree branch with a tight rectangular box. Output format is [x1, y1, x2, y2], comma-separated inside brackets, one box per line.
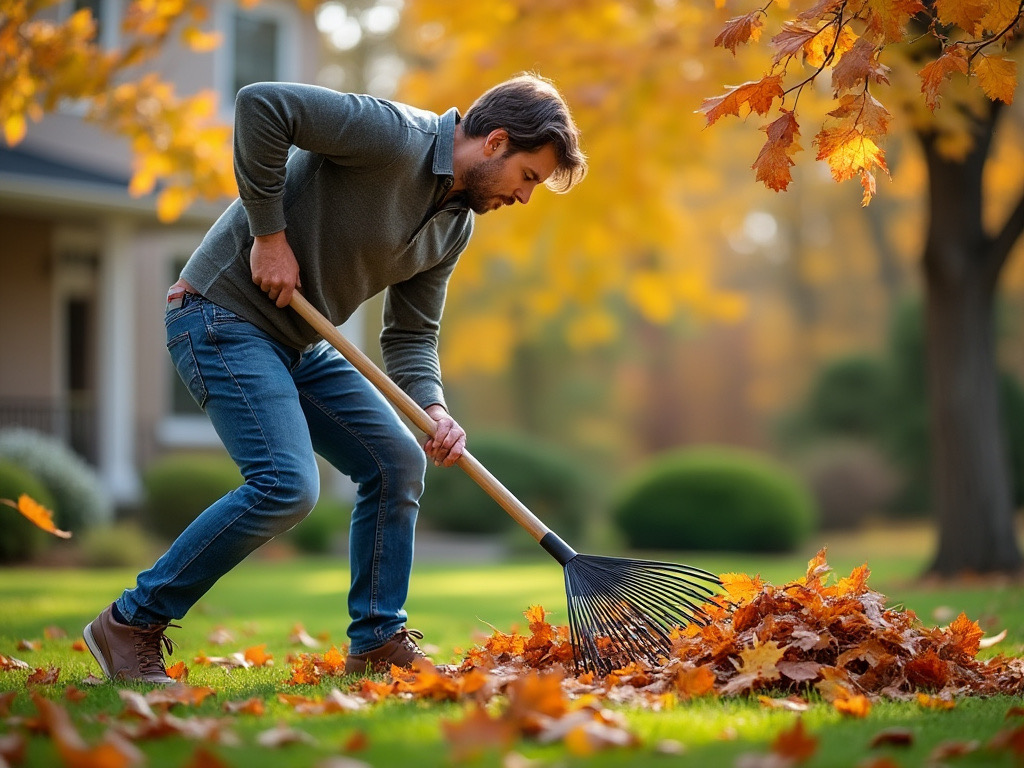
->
[988, 185, 1024, 277]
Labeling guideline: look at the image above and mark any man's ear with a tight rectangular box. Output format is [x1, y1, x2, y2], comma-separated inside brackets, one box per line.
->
[483, 128, 509, 157]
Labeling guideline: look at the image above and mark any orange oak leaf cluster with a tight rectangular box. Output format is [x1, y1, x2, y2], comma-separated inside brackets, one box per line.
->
[703, 0, 1022, 203]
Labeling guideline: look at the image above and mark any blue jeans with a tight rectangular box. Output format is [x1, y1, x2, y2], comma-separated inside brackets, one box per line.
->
[117, 294, 426, 653]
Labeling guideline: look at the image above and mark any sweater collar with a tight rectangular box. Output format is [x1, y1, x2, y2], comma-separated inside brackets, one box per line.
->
[432, 108, 460, 177]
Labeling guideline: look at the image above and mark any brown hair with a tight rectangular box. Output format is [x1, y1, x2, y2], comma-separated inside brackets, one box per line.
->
[462, 73, 587, 193]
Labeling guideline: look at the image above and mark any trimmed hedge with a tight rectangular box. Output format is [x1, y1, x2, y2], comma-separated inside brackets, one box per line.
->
[418, 432, 590, 540]
[0, 460, 57, 563]
[612, 446, 817, 553]
[142, 453, 242, 541]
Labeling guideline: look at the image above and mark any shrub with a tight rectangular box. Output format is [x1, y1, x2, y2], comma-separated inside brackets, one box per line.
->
[796, 440, 899, 530]
[0, 428, 112, 532]
[284, 496, 352, 555]
[0, 461, 57, 563]
[142, 453, 242, 541]
[78, 522, 161, 569]
[418, 432, 591, 540]
[612, 446, 817, 553]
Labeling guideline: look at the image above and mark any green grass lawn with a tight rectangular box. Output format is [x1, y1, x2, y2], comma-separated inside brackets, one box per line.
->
[2, 525, 1024, 767]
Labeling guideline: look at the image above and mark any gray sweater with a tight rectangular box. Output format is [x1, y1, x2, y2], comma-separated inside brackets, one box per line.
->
[181, 82, 474, 410]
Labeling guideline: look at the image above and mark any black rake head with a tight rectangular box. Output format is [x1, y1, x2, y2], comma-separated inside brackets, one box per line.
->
[562, 553, 722, 675]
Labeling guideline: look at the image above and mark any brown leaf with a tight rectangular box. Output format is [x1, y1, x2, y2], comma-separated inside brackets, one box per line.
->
[26, 666, 60, 686]
[715, 10, 764, 55]
[919, 48, 969, 110]
[0, 732, 26, 766]
[44, 626, 68, 640]
[770, 21, 820, 66]
[32, 692, 144, 768]
[256, 722, 316, 748]
[0, 654, 30, 670]
[935, 0, 990, 35]
[0, 691, 16, 717]
[17, 640, 40, 652]
[441, 704, 516, 763]
[181, 746, 232, 768]
[929, 740, 979, 761]
[772, 718, 817, 762]
[831, 38, 891, 94]
[869, 727, 914, 748]
[288, 623, 321, 648]
[752, 110, 802, 192]
[862, 0, 926, 43]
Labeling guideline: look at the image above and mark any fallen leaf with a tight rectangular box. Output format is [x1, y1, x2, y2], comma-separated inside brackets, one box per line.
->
[870, 727, 914, 748]
[182, 746, 232, 768]
[71, 639, 88, 652]
[772, 718, 817, 763]
[980, 629, 1008, 649]
[929, 740, 979, 761]
[17, 640, 40, 652]
[916, 692, 956, 710]
[26, 666, 60, 686]
[289, 624, 321, 648]
[166, 661, 189, 681]
[441, 704, 517, 763]
[223, 697, 265, 716]
[1, 495, 72, 538]
[758, 696, 809, 712]
[0, 732, 26, 767]
[0, 654, 30, 670]
[256, 723, 317, 748]
[243, 644, 273, 667]
[834, 693, 872, 718]
[44, 626, 68, 640]
[33, 692, 144, 768]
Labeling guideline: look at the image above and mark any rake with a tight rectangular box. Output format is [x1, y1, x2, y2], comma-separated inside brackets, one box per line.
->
[291, 292, 721, 674]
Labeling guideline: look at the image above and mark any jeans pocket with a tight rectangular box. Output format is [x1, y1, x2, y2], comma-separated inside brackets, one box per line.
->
[167, 331, 208, 409]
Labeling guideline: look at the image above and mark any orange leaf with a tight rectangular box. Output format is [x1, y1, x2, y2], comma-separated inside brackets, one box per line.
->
[2, 495, 71, 538]
[919, 48, 969, 110]
[862, 0, 926, 42]
[973, 54, 1017, 105]
[772, 718, 818, 762]
[946, 612, 984, 657]
[243, 644, 272, 667]
[770, 21, 820, 66]
[834, 693, 872, 718]
[719, 572, 764, 605]
[917, 693, 956, 710]
[675, 665, 717, 699]
[715, 10, 764, 55]
[752, 110, 802, 192]
[182, 746, 232, 768]
[697, 75, 785, 126]
[166, 661, 188, 681]
[935, 0, 990, 35]
[26, 666, 60, 686]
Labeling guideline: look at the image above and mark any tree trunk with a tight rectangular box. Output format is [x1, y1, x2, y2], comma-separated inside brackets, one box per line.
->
[919, 105, 1024, 575]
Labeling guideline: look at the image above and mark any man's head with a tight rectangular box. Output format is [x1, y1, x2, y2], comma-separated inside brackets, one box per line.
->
[457, 73, 586, 214]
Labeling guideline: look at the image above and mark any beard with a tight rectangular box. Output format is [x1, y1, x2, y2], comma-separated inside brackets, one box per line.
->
[461, 152, 516, 214]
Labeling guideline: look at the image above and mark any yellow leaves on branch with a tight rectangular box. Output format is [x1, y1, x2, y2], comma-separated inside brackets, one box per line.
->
[706, 0, 1022, 202]
[2, 0, 238, 221]
[1, 495, 71, 538]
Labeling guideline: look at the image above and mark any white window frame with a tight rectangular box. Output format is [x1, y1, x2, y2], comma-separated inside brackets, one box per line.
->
[214, 0, 300, 117]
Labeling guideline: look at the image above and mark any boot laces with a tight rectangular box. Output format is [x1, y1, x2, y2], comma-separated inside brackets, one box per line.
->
[396, 628, 427, 658]
[133, 623, 179, 676]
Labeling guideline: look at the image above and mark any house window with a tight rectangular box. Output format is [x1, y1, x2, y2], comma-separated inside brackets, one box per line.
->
[232, 10, 281, 96]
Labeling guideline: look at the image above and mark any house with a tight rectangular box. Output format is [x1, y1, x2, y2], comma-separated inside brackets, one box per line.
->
[0, 0, 355, 505]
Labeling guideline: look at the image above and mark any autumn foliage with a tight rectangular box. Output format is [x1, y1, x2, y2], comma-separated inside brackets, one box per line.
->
[703, 0, 1022, 203]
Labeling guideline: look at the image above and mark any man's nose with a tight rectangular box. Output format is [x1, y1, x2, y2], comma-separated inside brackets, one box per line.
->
[515, 186, 535, 205]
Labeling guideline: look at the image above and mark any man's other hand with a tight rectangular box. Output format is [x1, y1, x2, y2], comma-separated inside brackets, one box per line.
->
[423, 404, 466, 467]
[251, 230, 301, 308]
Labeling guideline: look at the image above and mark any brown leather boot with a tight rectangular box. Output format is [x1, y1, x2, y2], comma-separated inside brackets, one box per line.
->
[344, 628, 431, 674]
[83, 603, 178, 683]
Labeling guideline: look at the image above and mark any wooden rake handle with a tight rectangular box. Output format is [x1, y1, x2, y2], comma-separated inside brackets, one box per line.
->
[290, 292, 552, 543]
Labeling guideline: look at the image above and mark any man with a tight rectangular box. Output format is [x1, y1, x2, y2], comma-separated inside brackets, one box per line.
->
[83, 74, 586, 682]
